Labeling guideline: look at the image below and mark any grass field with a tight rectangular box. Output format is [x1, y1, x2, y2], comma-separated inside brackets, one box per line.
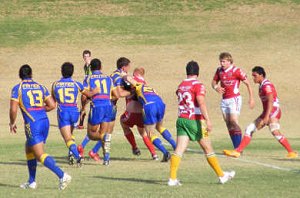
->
[1, 0, 300, 197]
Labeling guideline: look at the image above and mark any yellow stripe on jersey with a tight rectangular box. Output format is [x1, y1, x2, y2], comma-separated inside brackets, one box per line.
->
[40, 153, 49, 164]
[134, 83, 147, 104]
[18, 83, 35, 122]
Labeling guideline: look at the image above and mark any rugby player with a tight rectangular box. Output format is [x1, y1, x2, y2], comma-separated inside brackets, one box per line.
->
[211, 52, 255, 148]
[124, 71, 176, 162]
[105, 57, 132, 165]
[52, 62, 98, 166]
[77, 50, 103, 162]
[120, 67, 158, 159]
[168, 61, 235, 186]
[10, 65, 71, 190]
[84, 58, 119, 166]
[223, 66, 298, 158]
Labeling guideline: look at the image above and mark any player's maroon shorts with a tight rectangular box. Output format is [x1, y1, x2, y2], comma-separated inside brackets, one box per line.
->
[120, 112, 144, 128]
[259, 107, 281, 120]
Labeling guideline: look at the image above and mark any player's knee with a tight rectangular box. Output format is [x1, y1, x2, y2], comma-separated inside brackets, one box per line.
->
[245, 123, 256, 136]
[269, 123, 280, 133]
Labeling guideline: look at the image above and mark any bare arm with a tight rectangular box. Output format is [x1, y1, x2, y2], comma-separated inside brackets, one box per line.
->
[117, 86, 131, 98]
[9, 100, 18, 133]
[82, 88, 99, 98]
[44, 96, 56, 112]
[242, 78, 255, 109]
[211, 79, 225, 94]
[262, 94, 273, 125]
[196, 95, 212, 132]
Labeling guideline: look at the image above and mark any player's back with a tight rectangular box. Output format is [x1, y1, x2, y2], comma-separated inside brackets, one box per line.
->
[52, 78, 83, 111]
[135, 83, 162, 106]
[85, 71, 114, 107]
[177, 79, 205, 120]
[11, 79, 49, 123]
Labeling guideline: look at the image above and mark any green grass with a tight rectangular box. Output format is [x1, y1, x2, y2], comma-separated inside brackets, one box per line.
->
[1, 130, 300, 198]
[1, 0, 299, 47]
[1, 1, 300, 197]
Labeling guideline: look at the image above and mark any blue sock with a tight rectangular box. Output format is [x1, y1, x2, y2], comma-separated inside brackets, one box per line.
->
[161, 129, 176, 150]
[230, 134, 242, 149]
[81, 135, 90, 148]
[41, 154, 64, 179]
[103, 153, 110, 161]
[69, 144, 80, 159]
[27, 159, 37, 183]
[152, 137, 168, 155]
[92, 141, 102, 153]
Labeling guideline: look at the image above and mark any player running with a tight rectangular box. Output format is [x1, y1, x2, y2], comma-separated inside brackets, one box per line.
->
[83, 58, 119, 166]
[168, 61, 235, 186]
[10, 65, 71, 190]
[52, 62, 97, 166]
[120, 67, 158, 160]
[211, 52, 255, 149]
[223, 66, 298, 158]
[124, 71, 176, 162]
[77, 50, 103, 162]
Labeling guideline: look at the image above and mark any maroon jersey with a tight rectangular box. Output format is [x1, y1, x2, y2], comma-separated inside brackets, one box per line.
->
[213, 65, 247, 99]
[176, 79, 205, 120]
[259, 79, 280, 111]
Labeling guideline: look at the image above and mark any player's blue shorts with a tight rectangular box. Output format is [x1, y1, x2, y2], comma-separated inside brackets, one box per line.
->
[88, 105, 114, 125]
[143, 101, 165, 125]
[57, 110, 80, 129]
[25, 118, 49, 147]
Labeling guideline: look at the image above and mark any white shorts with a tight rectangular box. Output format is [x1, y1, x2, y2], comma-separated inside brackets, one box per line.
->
[221, 96, 242, 115]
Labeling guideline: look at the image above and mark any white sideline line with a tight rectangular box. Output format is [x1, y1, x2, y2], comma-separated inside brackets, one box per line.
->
[76, 129, 299, 172]
[184, 147, 297, 172]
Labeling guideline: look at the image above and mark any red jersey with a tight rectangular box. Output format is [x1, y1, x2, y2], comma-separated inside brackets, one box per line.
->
[176, 78, 205, 120]
[259, 79, 280, 111]
[213, 65, 247, 99]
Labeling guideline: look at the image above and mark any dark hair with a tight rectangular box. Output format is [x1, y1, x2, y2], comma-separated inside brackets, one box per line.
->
[19, 64, 32, 80]
[117, 57, 130, 69]
[82, 50, 91, 57]
[186, 61, 199, 76]
[90, 58, 101, 71]
[252, 66, 266, 78]
[61, 62, 74, 78]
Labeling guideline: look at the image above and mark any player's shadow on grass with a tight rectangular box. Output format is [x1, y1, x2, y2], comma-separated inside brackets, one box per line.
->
[0, 183, 19, 188]
[94, 175, 162, 185]
[0, 161, 27, 167]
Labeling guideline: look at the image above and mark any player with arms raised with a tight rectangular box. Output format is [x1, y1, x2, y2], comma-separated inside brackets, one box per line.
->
[212, 52, 255, 149]
[223, 66, 298, 158]
[168, 61, 235, 186]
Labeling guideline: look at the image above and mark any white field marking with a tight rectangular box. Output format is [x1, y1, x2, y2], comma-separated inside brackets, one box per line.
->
[71, 128, 299, 173]
[184, 147, 298, 172]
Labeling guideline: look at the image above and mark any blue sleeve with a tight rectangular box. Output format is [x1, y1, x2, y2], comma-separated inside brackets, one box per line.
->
[83, 76, 89, 88]
[42, 86, 50, 100]
[11, 84, 20, 101]
[76, 81, 84, 92]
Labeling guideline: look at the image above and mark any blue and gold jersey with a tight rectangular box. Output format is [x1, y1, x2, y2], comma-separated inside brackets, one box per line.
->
[52, 77, 84, 111]
[134, 83, 162, 106]
[111, 69, 127, 87]
[83, 71, 115, 107]
[11, 79, 50, 123]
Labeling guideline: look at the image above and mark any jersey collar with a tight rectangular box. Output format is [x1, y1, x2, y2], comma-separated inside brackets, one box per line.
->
[92, 70, 102, 75]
